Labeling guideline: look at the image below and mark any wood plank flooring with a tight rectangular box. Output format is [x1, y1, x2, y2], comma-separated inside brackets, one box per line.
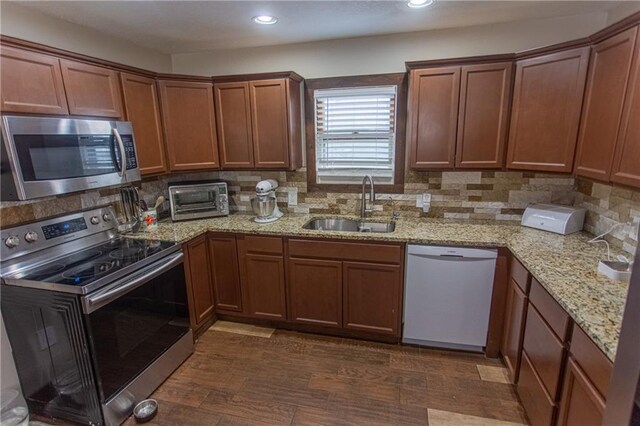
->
[122, 326, 528, 425]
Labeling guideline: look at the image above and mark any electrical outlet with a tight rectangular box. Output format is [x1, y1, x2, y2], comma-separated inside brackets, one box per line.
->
[288, 188, 298, 206]
[416, 194, 423, 207]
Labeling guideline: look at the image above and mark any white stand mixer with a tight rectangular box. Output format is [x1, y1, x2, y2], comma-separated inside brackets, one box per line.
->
[251, 179, 284, 223]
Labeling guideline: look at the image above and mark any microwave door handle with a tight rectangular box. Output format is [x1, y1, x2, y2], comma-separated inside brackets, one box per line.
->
[83, 252, 184, 314]
[113, 128, 126, 177]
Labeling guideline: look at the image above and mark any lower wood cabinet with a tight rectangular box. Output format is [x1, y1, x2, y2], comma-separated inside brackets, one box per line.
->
[557, 357, 605, 426]
[208, 234, 243, 313]
[518, 350, 557, 426]
[287, 258, 342, 327]
[184, 234, 215, 333]
[501, 278, 528, 382]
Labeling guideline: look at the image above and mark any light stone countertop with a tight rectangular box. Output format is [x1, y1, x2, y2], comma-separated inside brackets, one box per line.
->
[128, 213, 631, 361]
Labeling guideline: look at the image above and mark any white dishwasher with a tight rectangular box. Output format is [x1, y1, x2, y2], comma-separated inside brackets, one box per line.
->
[403, 245, 497, 352]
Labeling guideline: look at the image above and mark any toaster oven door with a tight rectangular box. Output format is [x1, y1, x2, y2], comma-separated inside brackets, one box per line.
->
[170, 186, 222, 220]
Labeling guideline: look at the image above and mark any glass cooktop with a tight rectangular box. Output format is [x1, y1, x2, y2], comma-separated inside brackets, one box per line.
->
[15, 238, 176, 288]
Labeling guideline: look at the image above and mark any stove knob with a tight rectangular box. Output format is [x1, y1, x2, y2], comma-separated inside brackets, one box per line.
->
[5, 236, 19, 249]
[90, 216, 100, 225]
[102, 213, 111, 222]
[24, 231, 38, 243]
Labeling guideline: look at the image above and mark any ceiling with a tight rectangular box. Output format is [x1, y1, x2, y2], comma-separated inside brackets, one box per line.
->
[15, 1, 622, 54]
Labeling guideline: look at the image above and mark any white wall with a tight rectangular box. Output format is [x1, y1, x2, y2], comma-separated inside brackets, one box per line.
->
[0, 2, 172, 72]
[606, 1, 640, 26]
[172, 12, 607, 78]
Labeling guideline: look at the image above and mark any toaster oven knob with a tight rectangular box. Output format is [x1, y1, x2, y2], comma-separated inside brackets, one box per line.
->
[5, 236, 19, 249]
[24, 232, 38, 243]
[102, 213, 111, 222]
[90, 216, 100, 225]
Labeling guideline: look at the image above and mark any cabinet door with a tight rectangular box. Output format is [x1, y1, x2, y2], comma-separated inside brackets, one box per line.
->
[159, 80, 220, 171]
[343, 262, 401, 335]
[121, 73, 167, 175]
[208, 235, 243, 313]
[250, 79, 290, 169]
[575, 27, 638, 181]
[287, 258, 342, 327]
[60, 59, 123, 117]
[506, 48, 589, 172]
[242, 254, 287, 319]
[501, 279, 528, 383]
[557, 357, 606, 426]
[214, 82, 254, 169]
[407, 66, 460, 169]
[611, 27, 640, 188]
[456, 62, 512, 168]
[184, 235, 214, 328]
[0, 46, 68, 115]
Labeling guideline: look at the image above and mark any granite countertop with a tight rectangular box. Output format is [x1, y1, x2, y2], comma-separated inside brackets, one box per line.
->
[128, 214, 630, 361]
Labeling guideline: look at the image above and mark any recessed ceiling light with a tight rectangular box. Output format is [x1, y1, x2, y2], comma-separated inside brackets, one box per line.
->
[407, 0, 434, 8]
[252, 15, 278, 25]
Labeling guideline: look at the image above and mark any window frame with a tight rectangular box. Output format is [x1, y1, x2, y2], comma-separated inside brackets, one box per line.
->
[305, 73, 407, 193]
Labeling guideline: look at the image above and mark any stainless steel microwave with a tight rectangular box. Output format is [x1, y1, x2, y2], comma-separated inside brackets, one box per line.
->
[0, 115, 141, 200]
[168, 181, 229, 221]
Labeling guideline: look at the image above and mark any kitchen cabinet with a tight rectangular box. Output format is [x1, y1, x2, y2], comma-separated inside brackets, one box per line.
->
[60, 59, 123, 118]
[214, 81, 254, 169]
[184, 234, 215, 333]
[120, 73, 167, 175]
[214, 77, 303, 170]
[208, 234, 243, 313]
[343, 262, 401, 335]
[0, 46, 69, 115]
[611, 26, 640, 188]
[407, 66, 460, 169]
[456, 62, 513, 168]
[574, 26, 638, 182]
[159, 80, 220, 171]
[238, 236, 287, 320]
[506, 47, 589, 172]
[501, 258, 530, 382]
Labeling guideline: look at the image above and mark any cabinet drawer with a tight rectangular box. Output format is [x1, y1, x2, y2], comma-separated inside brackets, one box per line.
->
[518, 350, 556, 426]
[241, 235, 283, 255]
[530, 278, 570, 340]
[288, 239, 403, 264]
[523, 304, 566, 399]
[510, 258, 530, 292]
[570, 326, 613, 398]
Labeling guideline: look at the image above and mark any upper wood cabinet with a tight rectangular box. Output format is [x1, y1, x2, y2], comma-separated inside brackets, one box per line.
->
[158, 80, 220, 171]
[60, 59, 123, 118]
[407, 66, 460, 169]
[120, 73, 167, 175]
[456, 62, 513, 168]
[214, 82, 254, 169]
[506, 47, 589, 173]
[574, 26, 639, 182]
[214, 77, 303, 170]
[0, 46, 69, 115]
[611, 26, 640, 188]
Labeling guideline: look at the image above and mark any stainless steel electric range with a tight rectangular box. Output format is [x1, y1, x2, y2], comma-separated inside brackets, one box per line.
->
[0, 206, 193, 426]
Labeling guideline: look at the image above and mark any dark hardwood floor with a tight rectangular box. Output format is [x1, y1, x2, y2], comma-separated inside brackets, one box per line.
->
[122, 325, 528, 425]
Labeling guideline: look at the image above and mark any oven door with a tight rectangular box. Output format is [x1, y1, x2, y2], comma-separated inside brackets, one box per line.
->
[170, 185, 221, 220]
[81, 251, 191, 424]
[1, 115, 141, 200]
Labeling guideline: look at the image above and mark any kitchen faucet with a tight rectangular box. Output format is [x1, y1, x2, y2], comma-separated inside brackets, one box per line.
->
[361, 175, 375, 218]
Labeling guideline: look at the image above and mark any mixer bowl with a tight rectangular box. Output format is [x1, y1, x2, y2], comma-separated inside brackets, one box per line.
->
[251, 197, 276, 217]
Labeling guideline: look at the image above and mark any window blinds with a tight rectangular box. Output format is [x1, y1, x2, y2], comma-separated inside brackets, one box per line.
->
[314, 85, 397, 184]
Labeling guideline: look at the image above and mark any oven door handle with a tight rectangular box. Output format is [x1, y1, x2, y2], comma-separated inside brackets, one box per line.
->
[82, 251, 183, 314]
[113, 128, 127, 178]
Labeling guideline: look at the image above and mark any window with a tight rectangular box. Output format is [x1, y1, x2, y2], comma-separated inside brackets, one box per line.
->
[314, 85, 397, 184]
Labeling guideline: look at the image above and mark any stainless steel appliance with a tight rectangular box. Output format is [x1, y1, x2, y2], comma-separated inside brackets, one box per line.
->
[0, 115, 141, 201]
[403, 245, 497, 352]
[0, 206, 192, 426]
[251, 179, 283, 223]
[168, 180, 229, 221]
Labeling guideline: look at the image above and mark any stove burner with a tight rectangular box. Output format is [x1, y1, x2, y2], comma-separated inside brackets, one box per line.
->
[62, 262, 114, 284]
[66, 250, 103, 264]
[109, 247, 144, 260]
[24, 264, 66, 281]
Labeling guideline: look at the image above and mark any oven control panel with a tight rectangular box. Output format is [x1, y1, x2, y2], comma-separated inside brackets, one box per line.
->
[0, 206, 117, 262]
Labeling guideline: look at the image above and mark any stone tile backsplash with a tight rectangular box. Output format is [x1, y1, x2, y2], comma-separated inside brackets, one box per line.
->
[1, 170, 637, 255]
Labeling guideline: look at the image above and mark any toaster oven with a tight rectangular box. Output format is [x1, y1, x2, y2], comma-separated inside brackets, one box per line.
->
[168, 181, 229, 221]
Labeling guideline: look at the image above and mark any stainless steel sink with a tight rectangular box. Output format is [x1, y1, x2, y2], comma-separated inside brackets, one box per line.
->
[302, 218, 396, 233]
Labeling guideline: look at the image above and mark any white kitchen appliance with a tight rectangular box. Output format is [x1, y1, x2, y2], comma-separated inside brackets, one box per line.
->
[521, 204, 586, 235]
[251, 179, 283, 223]
[403, 245, 497, 352]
